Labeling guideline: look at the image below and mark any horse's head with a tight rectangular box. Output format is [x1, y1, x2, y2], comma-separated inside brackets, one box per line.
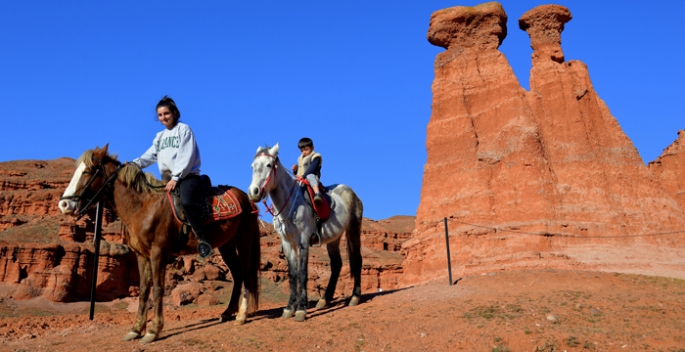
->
[58, 144, 120, 217]
[248, 143, 281, 203]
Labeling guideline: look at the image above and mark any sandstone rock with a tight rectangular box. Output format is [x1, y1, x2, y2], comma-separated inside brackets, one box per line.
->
[13, 276, 43, 300]
[170, 282, 203, 306]
[203, 280, 226, 292]
[183, 257, 196, 275]
[519, 5, 571, 63]
[41, 264, 74, 302]
[408, 2, 685, 286]
[0, 241, 137, 302]
[649, 130, 685, 211]
[428, 3, 506, 50]
[197, 293, 220, 306]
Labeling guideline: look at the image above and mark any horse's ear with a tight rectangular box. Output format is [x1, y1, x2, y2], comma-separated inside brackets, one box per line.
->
[270, 143, 280, 156]
[94, 143, 109, 158]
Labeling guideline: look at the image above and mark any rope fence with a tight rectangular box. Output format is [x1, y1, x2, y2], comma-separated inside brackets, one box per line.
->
[434, 218, 685, 239]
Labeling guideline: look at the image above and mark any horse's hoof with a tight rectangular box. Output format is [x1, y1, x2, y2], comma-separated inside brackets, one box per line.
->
[349, 296, 360, 306]
[282, 309, 294, 319]
[315, 298, 327, 309]
[234, 315, 247, 326]
[122, 331, 141, 341]
[140, 332, 157, 344]
[294, 310, 306, 322]
[220, 314, 232, 323]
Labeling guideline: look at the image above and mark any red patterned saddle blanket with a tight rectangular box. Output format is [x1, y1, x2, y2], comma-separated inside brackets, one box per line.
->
[168, 186, 242, 225]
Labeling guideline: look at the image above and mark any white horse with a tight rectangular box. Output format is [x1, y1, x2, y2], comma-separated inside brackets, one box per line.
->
[248, 144, 363, 322]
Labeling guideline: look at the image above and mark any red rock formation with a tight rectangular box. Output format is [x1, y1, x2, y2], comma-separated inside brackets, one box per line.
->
[0, 241, 138, 302]
[649, 130, 685, 211]
[407, 3, 685, 286]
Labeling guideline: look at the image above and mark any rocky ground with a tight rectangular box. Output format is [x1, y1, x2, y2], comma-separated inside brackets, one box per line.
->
[2, 268, 684, 352]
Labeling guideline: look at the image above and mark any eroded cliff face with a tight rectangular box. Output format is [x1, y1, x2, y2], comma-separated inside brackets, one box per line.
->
[407, 3, 685, 285]
[0, 158, 140, 301]
[649, 130, 685, 211]
[0, 158, 411, 302]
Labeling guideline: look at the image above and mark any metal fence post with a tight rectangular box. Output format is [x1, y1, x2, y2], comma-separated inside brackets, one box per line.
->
[89, 202, 104, 320]
[444, 217, 453, 285]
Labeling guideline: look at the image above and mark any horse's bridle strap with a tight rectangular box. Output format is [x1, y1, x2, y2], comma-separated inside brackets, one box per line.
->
[75, 164, 124, 219]
[255, 153, 297, 217]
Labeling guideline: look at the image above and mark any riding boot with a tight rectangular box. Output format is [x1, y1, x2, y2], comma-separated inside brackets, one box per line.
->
[178, 175, 214, 258]
[314, 193, 323, 205]
[195, 229, 214, 259]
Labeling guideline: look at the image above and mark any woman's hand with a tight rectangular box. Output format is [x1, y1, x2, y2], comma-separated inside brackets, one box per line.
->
[166, 179, 177, 192]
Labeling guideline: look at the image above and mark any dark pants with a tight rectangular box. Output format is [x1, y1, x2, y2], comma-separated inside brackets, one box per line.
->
[179, 174, 207, 240]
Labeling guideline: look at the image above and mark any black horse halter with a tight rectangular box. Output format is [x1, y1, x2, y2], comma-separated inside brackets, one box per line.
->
[60, 156, 123, 220]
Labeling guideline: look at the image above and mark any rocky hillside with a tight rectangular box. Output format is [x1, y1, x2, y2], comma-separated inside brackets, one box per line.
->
[0, 157, 412, 303]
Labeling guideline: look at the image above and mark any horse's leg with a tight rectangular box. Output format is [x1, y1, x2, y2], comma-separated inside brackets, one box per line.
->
[281, 240, 298, 319]
[346, 216, 364, 306]
[234, 218, 261, 326]
[235, 286, 250, 325]
[123, 254, 151, 342]
[294, 242, 310, 322]
[140, 247, 166, 344]
[218, 240, 242, 323]
[316, 238, 342, 309]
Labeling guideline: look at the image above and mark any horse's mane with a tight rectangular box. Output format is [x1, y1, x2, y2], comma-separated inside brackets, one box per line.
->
[76, 149, 166, 194]
[119, 165, 166, 194]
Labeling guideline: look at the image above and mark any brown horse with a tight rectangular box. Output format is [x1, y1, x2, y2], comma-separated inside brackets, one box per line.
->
[58, 145, 260, 344]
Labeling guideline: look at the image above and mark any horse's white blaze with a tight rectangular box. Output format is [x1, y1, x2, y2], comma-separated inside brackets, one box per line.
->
[58, 162, 86, 214]
[248, 151, 278, 202]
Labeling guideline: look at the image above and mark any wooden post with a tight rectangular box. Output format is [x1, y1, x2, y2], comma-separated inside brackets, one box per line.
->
[444, 217, 453, 285]
[89, 202, 104, 320]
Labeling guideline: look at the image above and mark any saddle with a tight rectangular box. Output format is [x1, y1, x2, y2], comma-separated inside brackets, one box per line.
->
[167, 175, 243, 227]
[298, 178, 331, 221]
[298, 178, 332, 247]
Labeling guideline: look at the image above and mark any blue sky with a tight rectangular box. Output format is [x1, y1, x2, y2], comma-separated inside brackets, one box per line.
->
[1, 1, 683, 221]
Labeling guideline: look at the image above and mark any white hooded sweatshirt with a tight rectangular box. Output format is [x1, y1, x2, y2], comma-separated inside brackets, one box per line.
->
[133, 122, 201, 182]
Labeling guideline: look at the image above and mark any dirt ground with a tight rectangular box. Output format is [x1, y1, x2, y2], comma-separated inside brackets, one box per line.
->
[1, 269, 685, 352]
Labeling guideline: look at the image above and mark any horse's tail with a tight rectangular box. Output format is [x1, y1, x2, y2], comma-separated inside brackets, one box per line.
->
[345, 190, 364, 299]
[245, 205, 261, 313]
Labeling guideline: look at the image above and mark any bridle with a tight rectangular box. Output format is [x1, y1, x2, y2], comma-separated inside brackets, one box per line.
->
[255, 153, 297, 217]
[60, 157, 124, 220]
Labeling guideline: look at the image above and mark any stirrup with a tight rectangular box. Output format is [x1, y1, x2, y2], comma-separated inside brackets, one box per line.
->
[314, 193, 323, 205]
[310, 233, 322, 247]
[197, 240, 214, 258]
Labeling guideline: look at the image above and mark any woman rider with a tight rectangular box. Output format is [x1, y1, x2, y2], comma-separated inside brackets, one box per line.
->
[132, 96, 213, 258]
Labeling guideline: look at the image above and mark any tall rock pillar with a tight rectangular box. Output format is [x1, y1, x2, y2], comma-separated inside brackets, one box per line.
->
[520, 5, 682, 234]
[417, 3, 554, 233]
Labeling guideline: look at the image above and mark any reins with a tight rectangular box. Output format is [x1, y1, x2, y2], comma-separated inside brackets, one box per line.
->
[129, 162, 166, 189]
